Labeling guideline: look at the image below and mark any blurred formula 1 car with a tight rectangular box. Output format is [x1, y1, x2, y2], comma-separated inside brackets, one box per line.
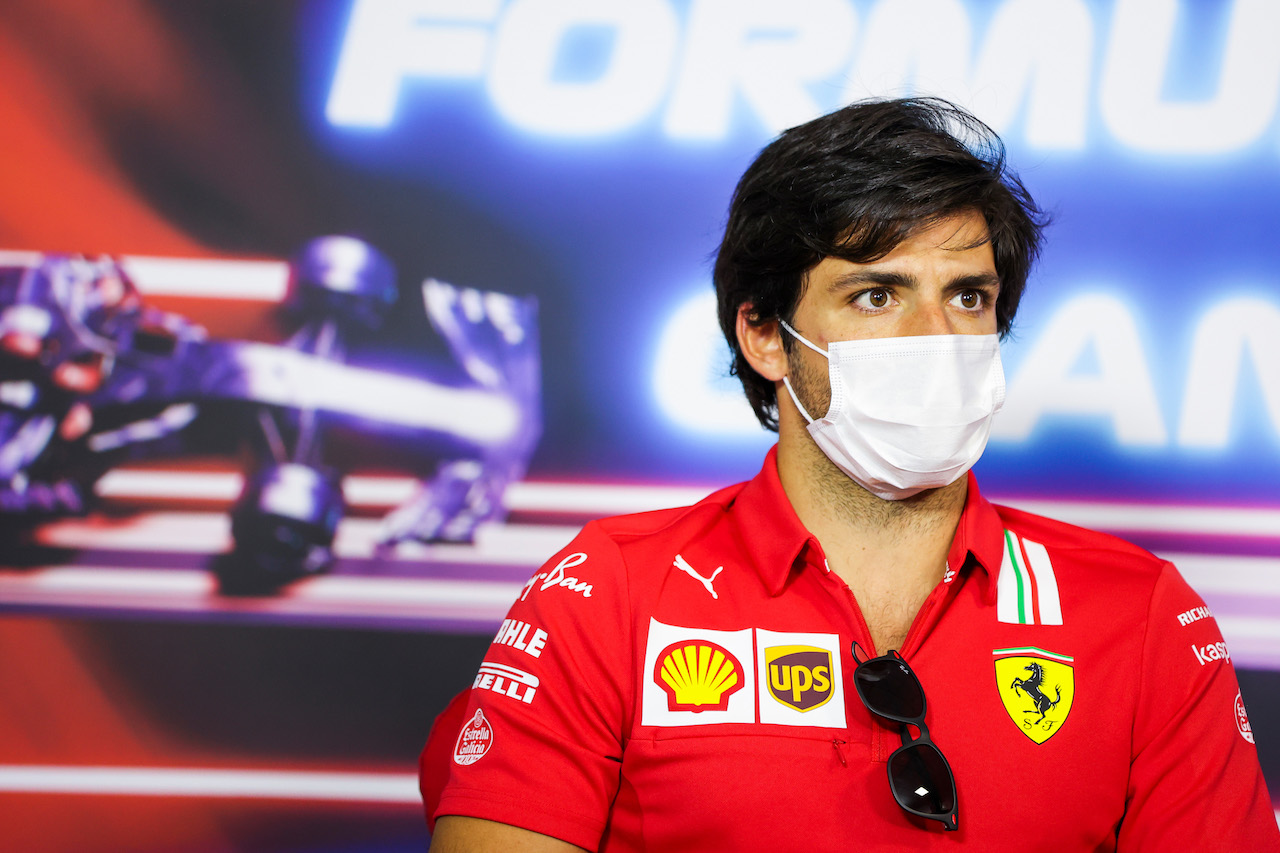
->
[0, 237, 541, 592]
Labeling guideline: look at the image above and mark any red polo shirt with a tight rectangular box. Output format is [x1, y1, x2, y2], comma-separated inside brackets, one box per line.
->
[426, 448, 1279, 851]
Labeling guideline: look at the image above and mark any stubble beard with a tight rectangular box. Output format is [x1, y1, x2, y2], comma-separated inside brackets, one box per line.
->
[785, 345, 967, 533]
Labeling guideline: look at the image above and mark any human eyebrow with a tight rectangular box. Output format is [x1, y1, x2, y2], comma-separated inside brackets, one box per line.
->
[945, 272, 1002, 295]
[826, 270, 918, 294]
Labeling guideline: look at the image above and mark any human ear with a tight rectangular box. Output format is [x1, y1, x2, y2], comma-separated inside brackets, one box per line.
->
[736, 303, 788, 382]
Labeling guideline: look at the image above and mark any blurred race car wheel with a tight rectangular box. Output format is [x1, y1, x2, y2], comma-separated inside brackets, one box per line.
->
[217, 463, 344, 594]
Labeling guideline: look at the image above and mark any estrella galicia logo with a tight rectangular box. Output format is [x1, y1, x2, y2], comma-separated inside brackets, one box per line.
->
[1235, 691, 1255, 744]
[453, 709, 494, 766]
[993, 647, 1075, 744]
[765, 645, 834, 712]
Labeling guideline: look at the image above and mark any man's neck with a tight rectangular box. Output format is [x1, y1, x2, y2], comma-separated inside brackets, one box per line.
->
[776, 430, 967, 601]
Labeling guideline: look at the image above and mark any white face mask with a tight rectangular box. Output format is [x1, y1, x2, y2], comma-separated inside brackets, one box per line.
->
[779, 321, 1006, 500]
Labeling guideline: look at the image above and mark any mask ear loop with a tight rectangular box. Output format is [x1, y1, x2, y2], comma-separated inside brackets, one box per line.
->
[778, 320, 828, 425]
[778, 320, 829, 357]
[781, 377, 814, 423]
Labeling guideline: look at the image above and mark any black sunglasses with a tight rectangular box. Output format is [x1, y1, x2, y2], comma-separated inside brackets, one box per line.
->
[852, 645, 958, 831]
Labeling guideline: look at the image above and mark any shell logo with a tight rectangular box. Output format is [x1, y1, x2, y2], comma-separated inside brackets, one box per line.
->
[654, 640, 744, 712]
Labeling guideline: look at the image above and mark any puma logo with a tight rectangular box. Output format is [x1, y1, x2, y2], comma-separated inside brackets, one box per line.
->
[673, 554, 723, 599]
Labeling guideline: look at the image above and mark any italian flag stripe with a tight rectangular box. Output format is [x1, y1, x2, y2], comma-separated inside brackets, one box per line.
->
[996, 531, 1022, 623]
[997, 530, 1064, 626]
[1017, 534, 1043, 625]
[1004, 529, 1032, 624]
[1022, 538, 1063, 625]
[993, 646, 1074, 663]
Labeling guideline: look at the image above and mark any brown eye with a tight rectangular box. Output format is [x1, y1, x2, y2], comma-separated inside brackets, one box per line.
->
[868, 289, 889, 307]
[957, 291, 981, 310]
[853, 287, 896, 312]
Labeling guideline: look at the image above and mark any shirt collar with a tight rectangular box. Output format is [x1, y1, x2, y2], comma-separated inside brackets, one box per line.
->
[728, 449, 1007, 598]
[726, 445, 819, 596]
[947, 471, 1007, 602]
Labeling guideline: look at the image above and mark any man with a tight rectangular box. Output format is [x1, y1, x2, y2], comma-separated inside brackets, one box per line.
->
[422, 98, 1280, 850]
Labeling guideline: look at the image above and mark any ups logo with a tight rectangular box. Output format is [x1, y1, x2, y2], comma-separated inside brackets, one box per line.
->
[765, 645, 834, 712]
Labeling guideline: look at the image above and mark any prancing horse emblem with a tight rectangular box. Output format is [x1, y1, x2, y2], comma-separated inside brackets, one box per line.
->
[993, 649, 1075, 744]
[673, 554, 722, 599]
[1010, 662, 1061, 721]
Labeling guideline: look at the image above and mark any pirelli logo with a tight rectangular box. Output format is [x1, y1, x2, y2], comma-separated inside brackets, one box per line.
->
[474, 661, 539, 704]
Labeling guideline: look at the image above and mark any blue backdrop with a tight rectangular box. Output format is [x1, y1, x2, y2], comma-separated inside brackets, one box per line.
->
[314, 0, 1280, 505]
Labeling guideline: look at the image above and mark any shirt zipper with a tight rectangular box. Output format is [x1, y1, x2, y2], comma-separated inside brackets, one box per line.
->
[835, 559, 965, 762]
[898, 577, 948, 658]
[830, 576, 896, 763]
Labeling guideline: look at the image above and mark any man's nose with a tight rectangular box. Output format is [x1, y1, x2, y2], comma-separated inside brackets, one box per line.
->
[901, 302, 955, 336]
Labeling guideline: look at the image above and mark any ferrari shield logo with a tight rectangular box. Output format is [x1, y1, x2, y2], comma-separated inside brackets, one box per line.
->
[994, 647, 1075, 744]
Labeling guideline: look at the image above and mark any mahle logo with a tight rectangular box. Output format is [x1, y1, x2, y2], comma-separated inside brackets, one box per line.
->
[765, 645, 833, 712]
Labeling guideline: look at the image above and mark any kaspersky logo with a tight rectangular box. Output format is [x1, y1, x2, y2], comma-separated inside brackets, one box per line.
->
[654, 640, 744, 712]
[765, 645, 834, 712]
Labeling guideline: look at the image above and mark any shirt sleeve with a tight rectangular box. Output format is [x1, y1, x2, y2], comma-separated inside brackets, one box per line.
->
[1119, 560, 1280, 851]
[431, 521, 632, 851]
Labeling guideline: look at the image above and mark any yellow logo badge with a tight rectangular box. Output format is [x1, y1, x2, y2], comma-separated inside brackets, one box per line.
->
[764, 645, 834, 712]
[654, 640, 744, 712]
[993, 647, 1075, 744]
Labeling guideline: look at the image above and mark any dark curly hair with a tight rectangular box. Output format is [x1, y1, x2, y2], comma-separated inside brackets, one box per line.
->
[713, 97, 1047, 430]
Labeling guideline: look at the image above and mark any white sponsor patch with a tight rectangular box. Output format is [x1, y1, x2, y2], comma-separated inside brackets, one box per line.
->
[641, 619, 754, 727]
[493, 618, 548, 658]
[453, 709, 494, 766]
[755, 629, 846, 728]
[1235, 692, 1254, 744]
[474, 662, 539, 704]
[1192, 640, 1231, 666]
[520, 552, 593, 601]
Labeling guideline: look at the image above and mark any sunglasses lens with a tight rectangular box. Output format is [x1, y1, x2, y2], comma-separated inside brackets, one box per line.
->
[855, 657, 925, 720]
[889, 742, 955, 815]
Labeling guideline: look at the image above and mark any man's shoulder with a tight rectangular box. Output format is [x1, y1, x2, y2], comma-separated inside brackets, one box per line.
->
[540, 479, 751, 601]
[583, 481, 746, 552]
[986, 502, 1181, 629]
[992, 500, 1166, 576]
